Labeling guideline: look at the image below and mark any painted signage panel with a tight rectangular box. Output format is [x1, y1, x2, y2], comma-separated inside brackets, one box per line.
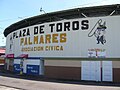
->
[14, 64, 20, 73]
[88, 48, 106, 58]
[26, 65, 39, 75]
[5, 16, 120, 58]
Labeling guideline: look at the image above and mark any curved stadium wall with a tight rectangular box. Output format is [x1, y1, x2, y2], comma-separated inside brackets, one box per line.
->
[4, 4, 120, 82]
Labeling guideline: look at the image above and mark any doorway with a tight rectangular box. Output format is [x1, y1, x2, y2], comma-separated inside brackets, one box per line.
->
[81, 61, 101, 81]
[81, 61, 113, 82]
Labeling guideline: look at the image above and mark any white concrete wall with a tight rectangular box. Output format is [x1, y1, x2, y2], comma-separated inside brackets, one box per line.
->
[5, 15, 120, 58]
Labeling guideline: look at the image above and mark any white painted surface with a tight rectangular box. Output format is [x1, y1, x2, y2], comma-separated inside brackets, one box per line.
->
[14, 59, 20, 64]
[26, 59, 40, 65]
[5, 16, 120, 58]
[102, 61, 113, 81]
[23, 59, 27, 73]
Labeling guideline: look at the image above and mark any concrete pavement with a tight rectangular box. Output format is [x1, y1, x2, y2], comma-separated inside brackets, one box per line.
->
[0, 72, 119, 90]
[0, 85, 19, 90]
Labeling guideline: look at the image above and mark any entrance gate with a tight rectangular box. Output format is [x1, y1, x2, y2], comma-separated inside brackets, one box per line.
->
[81, 61, 101, 81]
[81, 61, 113, 82]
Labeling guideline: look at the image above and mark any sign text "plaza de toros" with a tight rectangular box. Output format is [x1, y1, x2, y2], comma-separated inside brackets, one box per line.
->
[10, 20, 89, 52]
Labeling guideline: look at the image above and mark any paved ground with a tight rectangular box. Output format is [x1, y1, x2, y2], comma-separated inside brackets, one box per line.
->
[0, 72, 120, 90]
[0, 85, 19, 90]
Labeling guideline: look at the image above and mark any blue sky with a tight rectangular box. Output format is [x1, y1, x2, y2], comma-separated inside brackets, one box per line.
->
[0, 0, 120, 46]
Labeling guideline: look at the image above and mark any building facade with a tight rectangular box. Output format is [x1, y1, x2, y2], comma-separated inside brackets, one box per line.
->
[0, 48, 5, 70]
[4, 4, 120, 82]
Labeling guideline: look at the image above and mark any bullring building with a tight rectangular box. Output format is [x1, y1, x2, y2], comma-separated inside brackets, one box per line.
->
[4, 4, 120, 82]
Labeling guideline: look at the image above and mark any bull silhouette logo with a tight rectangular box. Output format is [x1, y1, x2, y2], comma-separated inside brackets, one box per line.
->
[88, 19, 107, 45]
